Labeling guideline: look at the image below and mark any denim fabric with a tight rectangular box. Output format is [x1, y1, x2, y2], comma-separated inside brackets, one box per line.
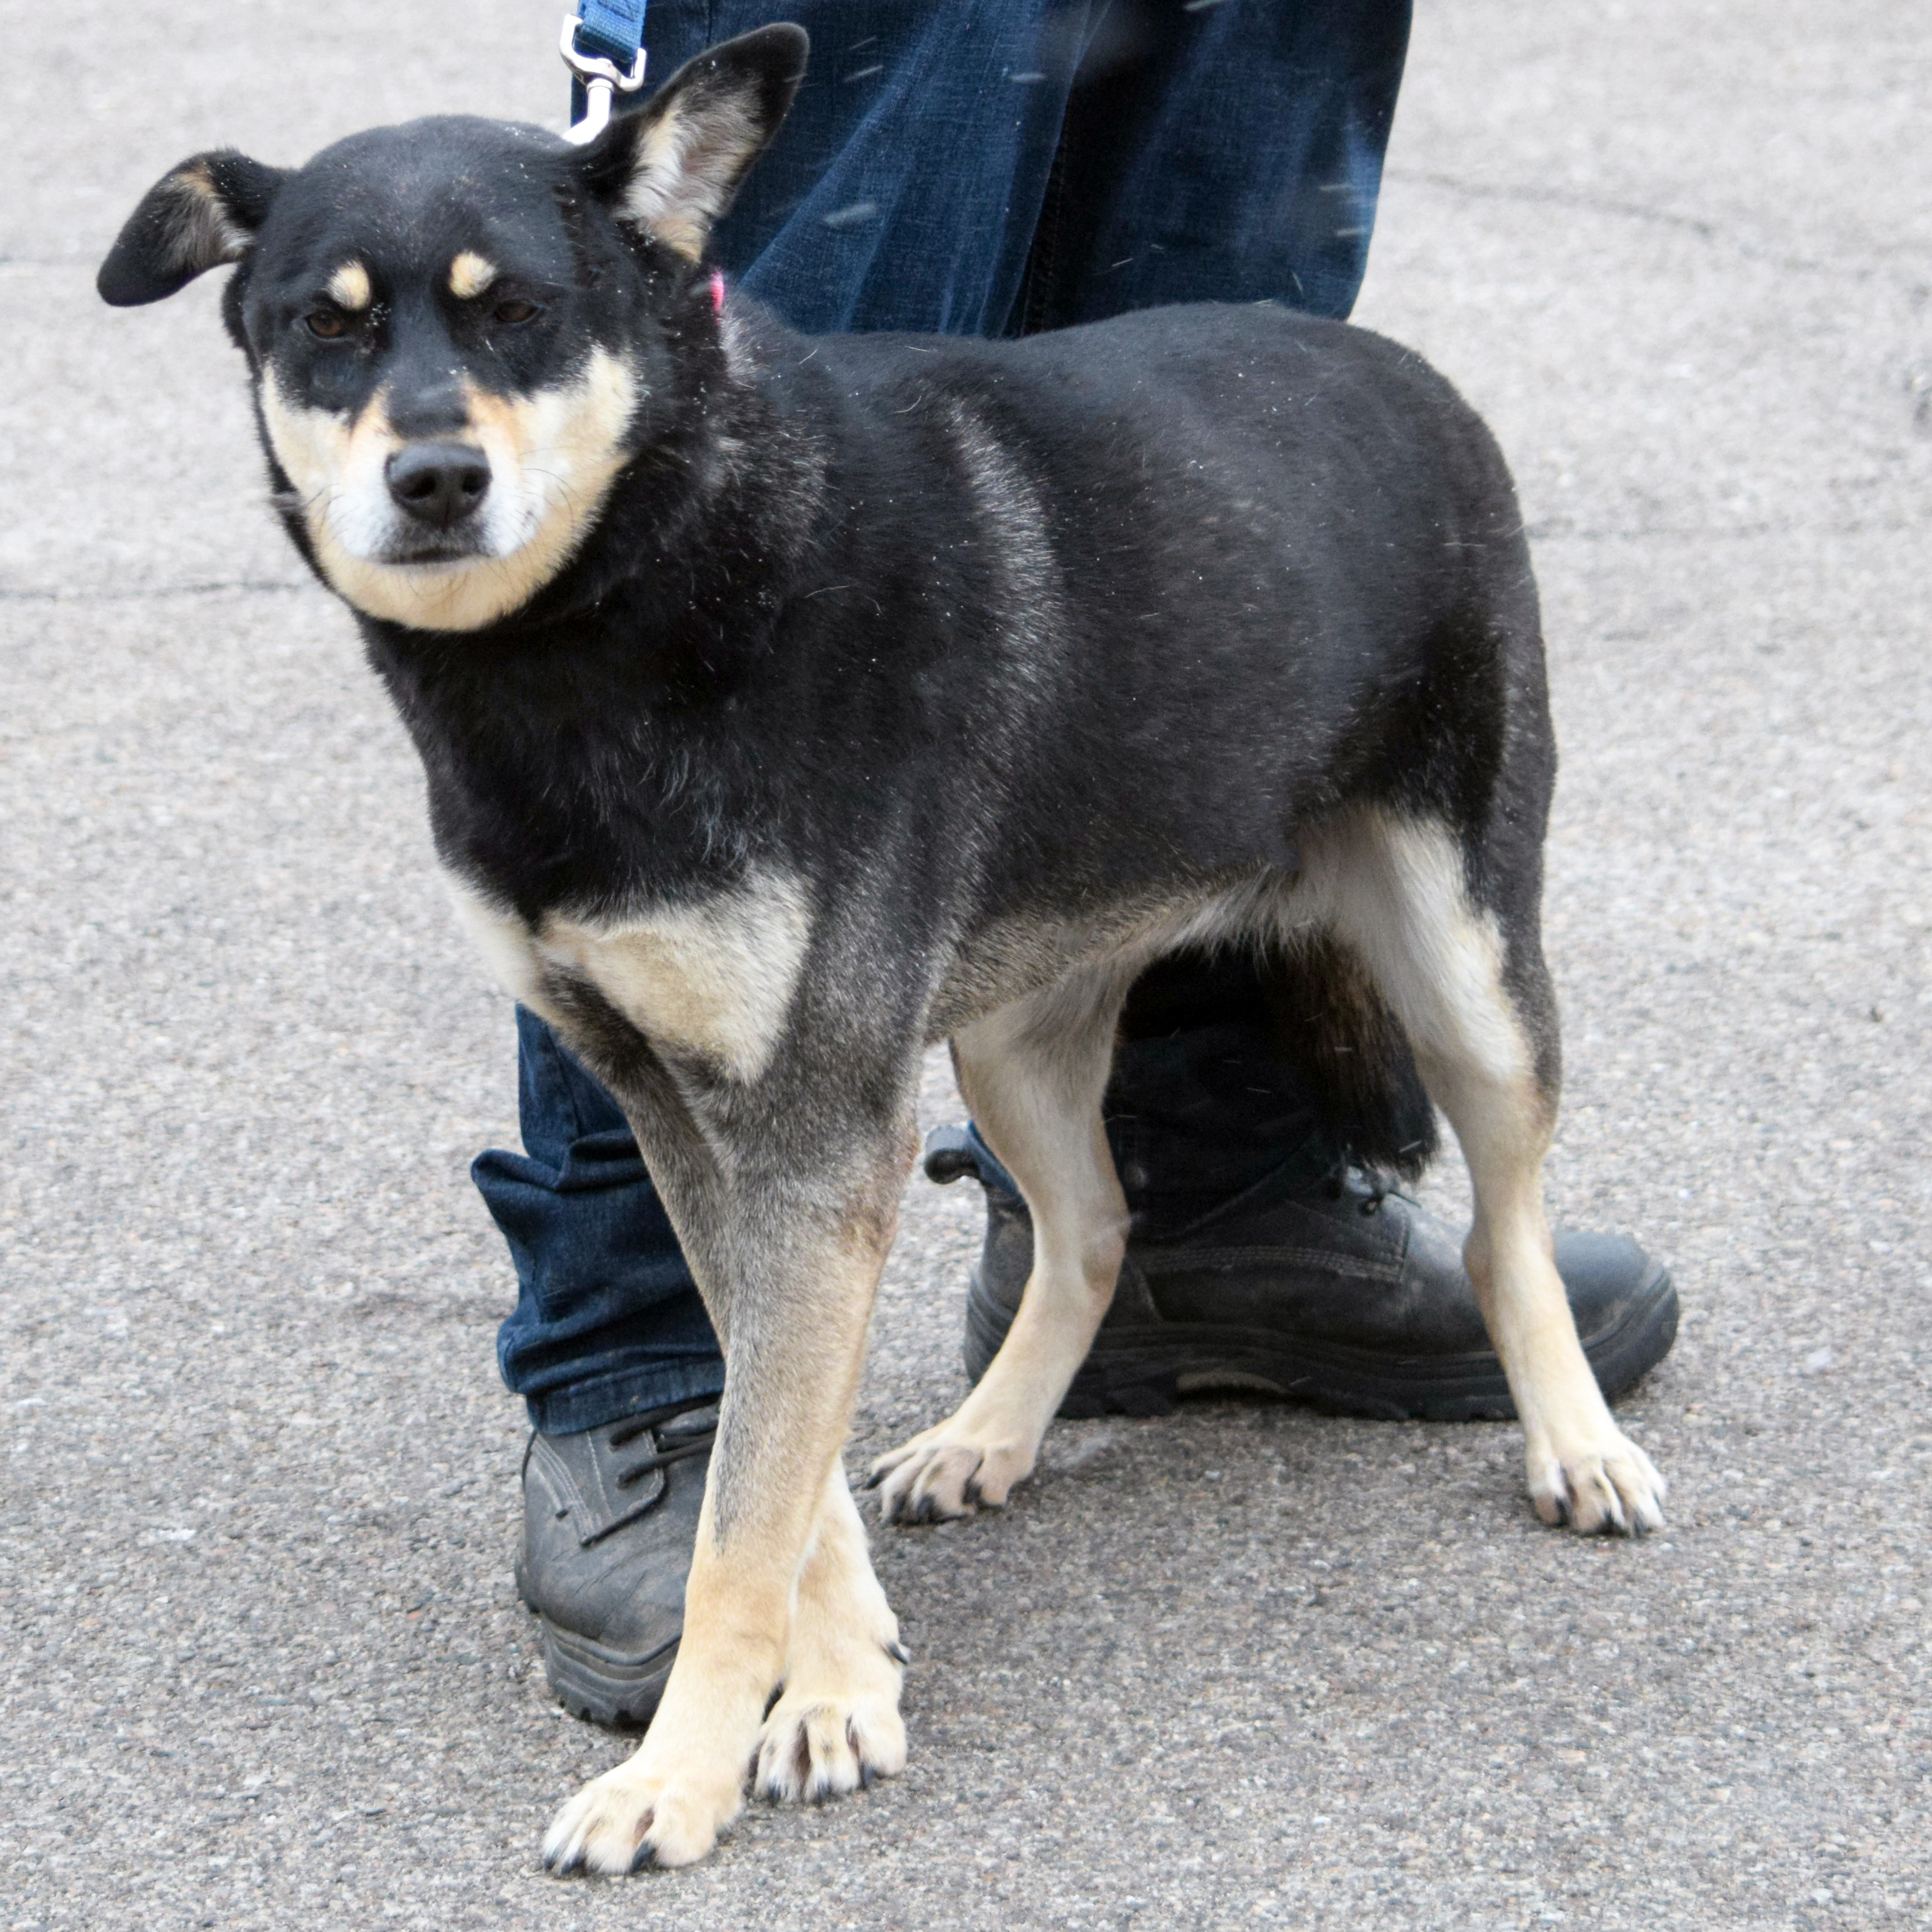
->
[480, 1009, 729, 1432]
[653, 0, 1409, 335]
[480, 0, 1413, 1432]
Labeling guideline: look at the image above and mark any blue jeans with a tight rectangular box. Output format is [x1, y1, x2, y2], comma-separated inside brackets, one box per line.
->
[478, 0, 1413, 1434]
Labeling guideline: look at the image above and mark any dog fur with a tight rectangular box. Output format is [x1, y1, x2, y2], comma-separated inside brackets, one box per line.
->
[100, 23, 1665, 1874]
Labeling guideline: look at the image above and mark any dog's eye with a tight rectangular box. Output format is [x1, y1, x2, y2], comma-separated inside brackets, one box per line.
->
[491, 298, 539, 327]
[305, 311, 349, 340]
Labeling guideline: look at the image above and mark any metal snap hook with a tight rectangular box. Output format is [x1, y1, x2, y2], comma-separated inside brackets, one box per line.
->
[560, 13, 647, 146]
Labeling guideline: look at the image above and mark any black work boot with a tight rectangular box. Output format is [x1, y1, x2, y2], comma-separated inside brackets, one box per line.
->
[516, 1396, 716, 1726]
[929, 1123, 1678, 1423]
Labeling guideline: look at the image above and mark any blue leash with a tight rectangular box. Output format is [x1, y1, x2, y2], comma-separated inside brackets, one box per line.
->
[560, 3, 646, 143]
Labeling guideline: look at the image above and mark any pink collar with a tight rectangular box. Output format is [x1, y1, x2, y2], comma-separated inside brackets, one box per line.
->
[708, 269, 726, 314]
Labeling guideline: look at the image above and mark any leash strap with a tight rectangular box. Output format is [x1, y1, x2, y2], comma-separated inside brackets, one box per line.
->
[572, 1, 646, 69]
[561, 4, 646, 143]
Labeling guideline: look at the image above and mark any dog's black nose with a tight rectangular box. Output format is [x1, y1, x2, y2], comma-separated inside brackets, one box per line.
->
[386, 443, 490, 528]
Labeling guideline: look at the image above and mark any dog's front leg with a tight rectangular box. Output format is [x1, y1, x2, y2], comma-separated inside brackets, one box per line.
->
[542, 1120, 910, 1872]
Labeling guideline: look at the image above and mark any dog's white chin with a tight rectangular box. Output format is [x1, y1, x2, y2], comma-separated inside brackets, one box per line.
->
[318, 540, 560, 633]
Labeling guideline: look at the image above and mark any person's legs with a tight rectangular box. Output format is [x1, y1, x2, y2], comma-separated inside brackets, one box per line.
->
[705, 0, 1075, 335]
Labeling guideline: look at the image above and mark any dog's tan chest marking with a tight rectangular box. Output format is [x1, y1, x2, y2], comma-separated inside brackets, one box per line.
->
[325, 259, 372, 310]
[448, 251, 496, 299]
[541, 876, 813, 1082]
[444, 869, 813, 1082]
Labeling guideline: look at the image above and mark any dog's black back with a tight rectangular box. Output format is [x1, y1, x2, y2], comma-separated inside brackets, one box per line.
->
[375, 303, 1535, 994]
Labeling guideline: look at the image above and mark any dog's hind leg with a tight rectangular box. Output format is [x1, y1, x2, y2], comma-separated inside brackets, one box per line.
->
[1313, 809, 1666, 1535]
[868, 971, 1129, 1524]
[754, 1461, 908, 1802]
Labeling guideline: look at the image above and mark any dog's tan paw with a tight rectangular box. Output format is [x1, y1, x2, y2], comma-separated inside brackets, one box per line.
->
[541, 1748, 743, 1875]
[1526, 1427, 1667, 1536]
[755, 1663, 907, 1804]
[865, 1428, 1033, 1524]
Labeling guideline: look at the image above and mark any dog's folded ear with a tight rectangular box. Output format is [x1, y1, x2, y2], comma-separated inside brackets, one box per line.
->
[98, 150, 289, 306]
[575, 23, 809, 261]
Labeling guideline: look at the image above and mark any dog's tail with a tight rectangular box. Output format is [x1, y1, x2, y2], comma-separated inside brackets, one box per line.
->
[1255, 933, 1439, 1180]
[1114, 938, 1439, 1183]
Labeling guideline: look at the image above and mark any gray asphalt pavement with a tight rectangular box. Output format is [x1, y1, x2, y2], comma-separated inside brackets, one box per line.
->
[4, 2, 1930, 1926]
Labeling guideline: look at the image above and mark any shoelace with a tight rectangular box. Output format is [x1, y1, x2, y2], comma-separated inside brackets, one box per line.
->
[606, 1394, 718, 1490]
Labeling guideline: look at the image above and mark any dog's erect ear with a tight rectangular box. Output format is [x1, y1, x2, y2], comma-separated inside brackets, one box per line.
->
[98, 151, 289, 306]
[576, 23, 808, 260]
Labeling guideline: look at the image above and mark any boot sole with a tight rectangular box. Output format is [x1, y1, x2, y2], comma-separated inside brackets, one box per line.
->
[532, 1612, 679, 1731]
[965, 1260, 1678, 1423]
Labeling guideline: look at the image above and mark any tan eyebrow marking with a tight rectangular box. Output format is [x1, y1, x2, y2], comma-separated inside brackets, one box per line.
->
[324, 260, 372, 311]
[448, 252, 497, 300]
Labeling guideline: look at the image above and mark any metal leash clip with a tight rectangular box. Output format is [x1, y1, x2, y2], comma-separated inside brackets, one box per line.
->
[560, 13, 646, 146]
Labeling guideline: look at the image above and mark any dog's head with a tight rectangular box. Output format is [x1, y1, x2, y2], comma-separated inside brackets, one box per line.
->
[99, 26, 806, 633]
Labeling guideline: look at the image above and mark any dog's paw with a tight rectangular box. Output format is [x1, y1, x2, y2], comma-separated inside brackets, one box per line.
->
[541, 1745, 743, 1875]
[864, 1425, 1034, 1524]
[1526, 1426, 1667, 1537]
[755, 1654, 907, 1804]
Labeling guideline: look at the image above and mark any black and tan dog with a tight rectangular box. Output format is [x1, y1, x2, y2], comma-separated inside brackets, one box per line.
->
[100, 24, 1665, 1874]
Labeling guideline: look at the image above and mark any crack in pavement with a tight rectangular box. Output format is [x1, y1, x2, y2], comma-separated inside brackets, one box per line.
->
[1527, 514, 1932, 544]
[0, 578, 314, 605]
[1385, 168, 1915, 287]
